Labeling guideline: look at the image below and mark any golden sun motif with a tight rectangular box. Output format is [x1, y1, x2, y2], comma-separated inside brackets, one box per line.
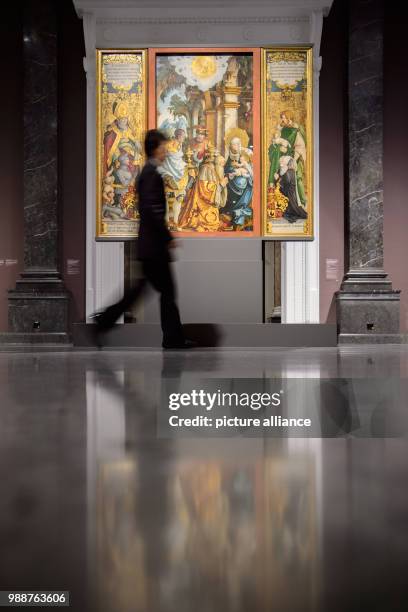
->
[191, 56, 217, 79]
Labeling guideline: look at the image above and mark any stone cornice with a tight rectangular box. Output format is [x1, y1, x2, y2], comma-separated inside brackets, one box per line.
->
[96, 16, 310, 25]
[73, 0, 334, 19]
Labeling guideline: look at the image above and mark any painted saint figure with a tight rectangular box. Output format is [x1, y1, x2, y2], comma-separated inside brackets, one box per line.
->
[190, 126, 209, 167]
[221, 137, 253, 229]
[177, 148, 221, 232]
[278, 156, 307, 224]
[268, 110, 307, 208]
[158, 127, 189, 226]
[102, 100, 141, 219]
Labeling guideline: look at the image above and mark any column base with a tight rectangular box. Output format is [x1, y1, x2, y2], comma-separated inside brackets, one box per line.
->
[8, 270, 70, 337]
[336, 269, 401, 343]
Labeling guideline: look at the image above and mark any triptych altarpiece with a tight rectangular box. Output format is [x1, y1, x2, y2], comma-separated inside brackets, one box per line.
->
[96, 47, 313, 240]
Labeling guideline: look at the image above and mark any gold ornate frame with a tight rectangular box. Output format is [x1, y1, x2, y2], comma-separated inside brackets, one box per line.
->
[261, 47, 313, 239]
[96, 49, 148, 240]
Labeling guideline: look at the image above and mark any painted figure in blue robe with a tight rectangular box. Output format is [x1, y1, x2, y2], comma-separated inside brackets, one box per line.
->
[221, 137, 253, 230]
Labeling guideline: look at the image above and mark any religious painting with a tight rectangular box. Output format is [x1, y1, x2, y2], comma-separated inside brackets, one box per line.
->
[150, 48, 261, 236]
[262, 48, 313, 239]
[96, 50, 147, 239]
[262, 456, 318, 609]
[162, 459, 262, 606]
[96, 460, 147, 611]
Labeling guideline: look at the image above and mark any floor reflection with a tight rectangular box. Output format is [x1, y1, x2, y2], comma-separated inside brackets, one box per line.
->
[1, 347, 408, 611]
[87, 351, 322, 612]
[92, 447, 321, 612]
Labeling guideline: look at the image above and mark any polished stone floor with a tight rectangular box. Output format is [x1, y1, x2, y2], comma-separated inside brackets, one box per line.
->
[0, 346, 408, 611]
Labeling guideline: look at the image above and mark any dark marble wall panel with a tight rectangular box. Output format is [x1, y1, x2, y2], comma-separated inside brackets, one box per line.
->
[23, 0, 58, 271]
[0, 0, 86, 333]
[348, 0, 384, 270]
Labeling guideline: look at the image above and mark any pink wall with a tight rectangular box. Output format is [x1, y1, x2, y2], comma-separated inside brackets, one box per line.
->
[319, 0, 347, 323]
[58, 0, 86, 325]
[319, 0, 408, 331]
[0, 8, 24, 332]
[384, 3, 408, 332]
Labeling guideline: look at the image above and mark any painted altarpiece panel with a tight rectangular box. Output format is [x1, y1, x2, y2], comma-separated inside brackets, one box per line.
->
[96, 50, 147, 240]
[149, 48, 261, 237]
[262, 48, 313, 239]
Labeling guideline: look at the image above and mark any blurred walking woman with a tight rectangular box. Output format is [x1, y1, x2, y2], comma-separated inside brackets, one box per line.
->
[92, 129, 195, 349]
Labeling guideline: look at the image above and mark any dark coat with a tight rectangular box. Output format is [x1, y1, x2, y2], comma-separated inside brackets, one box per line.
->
[136, 160, 172, 261]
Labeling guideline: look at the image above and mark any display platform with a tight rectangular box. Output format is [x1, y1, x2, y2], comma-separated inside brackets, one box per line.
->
[0, 333, 70, 345]
[73, 323, 337, 348]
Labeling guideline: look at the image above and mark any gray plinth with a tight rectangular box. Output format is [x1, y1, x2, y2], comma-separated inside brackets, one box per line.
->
[336, 270, 400, 344]
[8, 272, 69, 334]
[73, 322, 337, 348]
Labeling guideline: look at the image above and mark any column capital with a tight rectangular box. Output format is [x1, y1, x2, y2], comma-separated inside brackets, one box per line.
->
[314, 55, 322, 77]
[310, 10, 324, 56]
[83, 56, 96, 85]
[82, 12, 96, 58]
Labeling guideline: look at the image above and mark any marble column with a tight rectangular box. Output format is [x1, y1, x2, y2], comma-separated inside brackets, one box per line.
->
[8, 0, 69, 341]
[336, 0, 400, 343]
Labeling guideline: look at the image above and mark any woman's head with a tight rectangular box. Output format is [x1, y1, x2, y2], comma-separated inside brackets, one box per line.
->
[229, 137, 242, 155]
[144, 129, 168, 161]
[280, 110, 295, 125]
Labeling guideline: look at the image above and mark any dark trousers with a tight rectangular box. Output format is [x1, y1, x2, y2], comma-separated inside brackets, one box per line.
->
[100, 259, 184, 346]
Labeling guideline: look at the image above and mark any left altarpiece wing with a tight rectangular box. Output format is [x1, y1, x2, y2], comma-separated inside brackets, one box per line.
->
[96, 50, 147, 240]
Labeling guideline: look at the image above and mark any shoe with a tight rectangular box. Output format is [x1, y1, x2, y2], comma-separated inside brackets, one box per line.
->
[89, 321, 103, 349]
[89, 312, 108, 349]
[89, 311, 115, 332]
[89, 311, 103, 325]
[162, 339, 198, 350]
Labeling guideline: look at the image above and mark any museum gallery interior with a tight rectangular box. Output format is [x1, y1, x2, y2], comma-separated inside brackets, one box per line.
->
[0, 0, 408, 611]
